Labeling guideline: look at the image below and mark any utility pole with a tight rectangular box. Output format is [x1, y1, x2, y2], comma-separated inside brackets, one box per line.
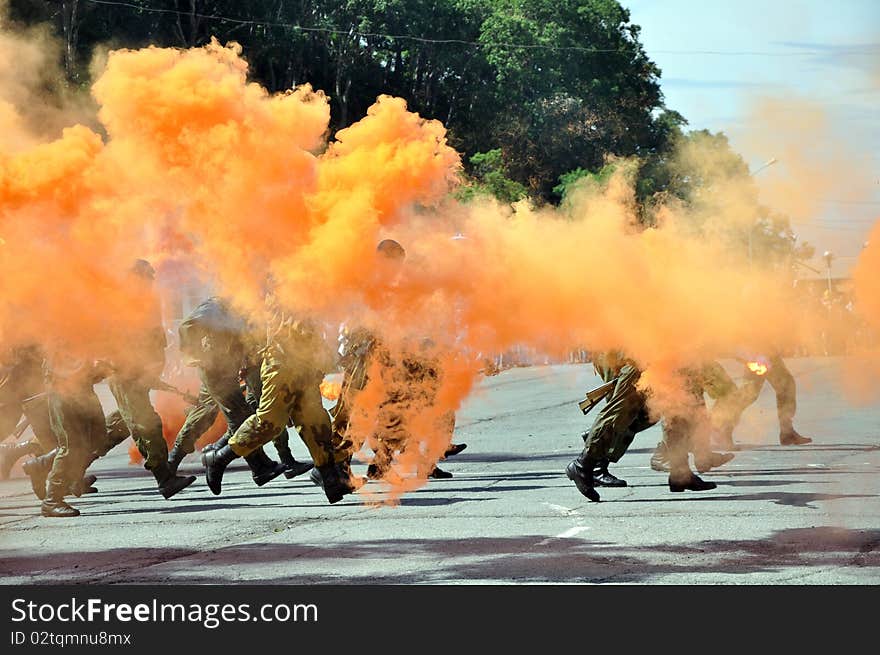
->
[748, 158, 778, 264]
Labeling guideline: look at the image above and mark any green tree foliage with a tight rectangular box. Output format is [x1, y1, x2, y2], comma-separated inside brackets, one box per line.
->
[9, 0, 667, 201]
[456, 149, 528, 203]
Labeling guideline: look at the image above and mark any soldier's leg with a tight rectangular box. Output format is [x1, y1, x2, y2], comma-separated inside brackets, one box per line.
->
[568, 365, 646, 501]
[662, 412, 717, 493]
[767, 357, 811, 444]
[200, 365, 287, 486]
[168, 383, 219, 473]
[585, 365, 646, 463]
[41, 389, 103, 517]
[701, 361, 741, 448]
[108, 378, 167, 470]
[109, 378, 195, 499]
[205, 349, 299, 495]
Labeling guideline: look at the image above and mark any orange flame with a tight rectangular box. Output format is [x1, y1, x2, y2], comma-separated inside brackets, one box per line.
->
[746, 361, 768, 376]
[320, 379, 342, 401]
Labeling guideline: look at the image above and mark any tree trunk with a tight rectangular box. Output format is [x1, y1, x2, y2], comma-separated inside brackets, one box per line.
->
[61, 0, 81, 80]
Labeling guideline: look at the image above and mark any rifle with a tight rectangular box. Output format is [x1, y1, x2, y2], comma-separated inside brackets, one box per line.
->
[2, 417, 30, 444]
[153, 380, 199, 405]
[577, 380, 616, 415]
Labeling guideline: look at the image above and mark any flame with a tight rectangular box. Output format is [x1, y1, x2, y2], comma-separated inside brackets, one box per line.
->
[746, 361, 768, 376]
[320, 379, 342, 401]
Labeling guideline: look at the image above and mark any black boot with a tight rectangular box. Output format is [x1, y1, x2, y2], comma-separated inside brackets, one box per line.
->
[429, 466, 453, 479]
[593, 459, 627, 487]
[779, 428, 812, 446]
[278, 451, 315, 479]
[246, 449, 288, 487]
[668, 471, 717, 492]
[317, 463, 355, 504]
[200, 435, 229, 464]
[566, 456, 600, 502]
[167, 444, 187, 476]
[694, 451, 735, 473]
[22, 449, 57, 500]
[309, 466, 324, 487]
[0, 440, 42, 479]
[204, 445, 239, 495]
[41, 493, 80, 518]
[152, 462, 197, 499]
[443, 443, 467, 458]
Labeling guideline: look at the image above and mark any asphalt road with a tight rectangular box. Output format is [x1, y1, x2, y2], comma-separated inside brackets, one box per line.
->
[1, 358, 878, 584]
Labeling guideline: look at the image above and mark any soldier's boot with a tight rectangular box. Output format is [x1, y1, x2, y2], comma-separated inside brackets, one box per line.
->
[650, 442, 670, 472]
[70, 474, 98, 497]
[694, 450, 735, 473]
[277, 450, 314, 480]
[565, 455, 600, 502]
[167, 445, 187, 476]
[0, 440, 42, 480]
[151, 462, 197, 500]
[245, 449, 288, 487]
[316, 462, 356, 504]
[41, 494, 80, 518]
[200, 435, 229, 464]
[593, 459, 627, 487]
[204, 445, 240, 495]
[309, 467, 324, 488]
[443, 443, 467, 458]
[668, 472, 716, 492]
[311, 459, 364, 492]
[429, 466, 453, 479]
[22, 449, 57, 500]
[779, 428, 812, 446]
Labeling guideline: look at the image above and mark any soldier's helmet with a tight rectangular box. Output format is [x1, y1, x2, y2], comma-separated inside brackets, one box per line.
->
[131, 258, 156, 280]
[376, 239, 406, 261]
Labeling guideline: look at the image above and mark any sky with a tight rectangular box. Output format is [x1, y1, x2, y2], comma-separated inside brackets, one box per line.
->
[625, 0, 879, 277]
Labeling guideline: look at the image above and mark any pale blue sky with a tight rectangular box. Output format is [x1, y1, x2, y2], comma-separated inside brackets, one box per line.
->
[625, 0, 879, 275]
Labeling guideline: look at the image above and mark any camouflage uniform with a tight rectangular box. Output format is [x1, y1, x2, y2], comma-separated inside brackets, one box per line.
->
[170, 298, 291, 461]
[582, 352, 657, 464]
[0, 345, 56, 453]
[43, 353, 108, 507]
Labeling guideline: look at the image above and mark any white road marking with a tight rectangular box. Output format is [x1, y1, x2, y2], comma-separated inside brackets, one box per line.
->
[555, 526, 590, 539]
[542, 502, 580, 516]
[536, 525, 590, 546]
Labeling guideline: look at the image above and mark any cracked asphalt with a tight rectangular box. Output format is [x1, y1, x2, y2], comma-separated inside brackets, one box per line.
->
[1, 357, 878, 584]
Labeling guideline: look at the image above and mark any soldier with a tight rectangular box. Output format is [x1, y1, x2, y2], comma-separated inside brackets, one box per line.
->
[203, 293, 355, 504]
[38, 349, 112, 517]
[166, 296, 311, 483]
[105, 260, 195, 499]
[319, 240, 464, 485]
[566, 351, 716, 502]
[649, 362, 736, 473]
[708, 355, 812, 449]
[0, 344, 56, 478]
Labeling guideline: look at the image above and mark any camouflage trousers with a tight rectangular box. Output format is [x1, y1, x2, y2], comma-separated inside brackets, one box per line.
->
[583, 363, 657, 463]
[172, 366, 292, 458]
[46, 386, 105, 500]
[0, 359, 56, 453]
[228, 346, 339, 467]
[108, 376, 167, 471]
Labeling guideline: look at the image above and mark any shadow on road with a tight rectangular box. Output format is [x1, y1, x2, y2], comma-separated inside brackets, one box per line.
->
[4, 526, 874, 584]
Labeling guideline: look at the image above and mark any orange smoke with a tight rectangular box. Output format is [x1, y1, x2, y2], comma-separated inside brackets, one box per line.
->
[5, 36, 874, 498]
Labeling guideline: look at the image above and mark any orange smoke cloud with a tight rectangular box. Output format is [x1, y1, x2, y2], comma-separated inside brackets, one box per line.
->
[4, 36, 872, 499]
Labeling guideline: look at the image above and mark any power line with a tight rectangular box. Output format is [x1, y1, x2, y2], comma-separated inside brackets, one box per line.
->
[83, 0, 880, 57]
